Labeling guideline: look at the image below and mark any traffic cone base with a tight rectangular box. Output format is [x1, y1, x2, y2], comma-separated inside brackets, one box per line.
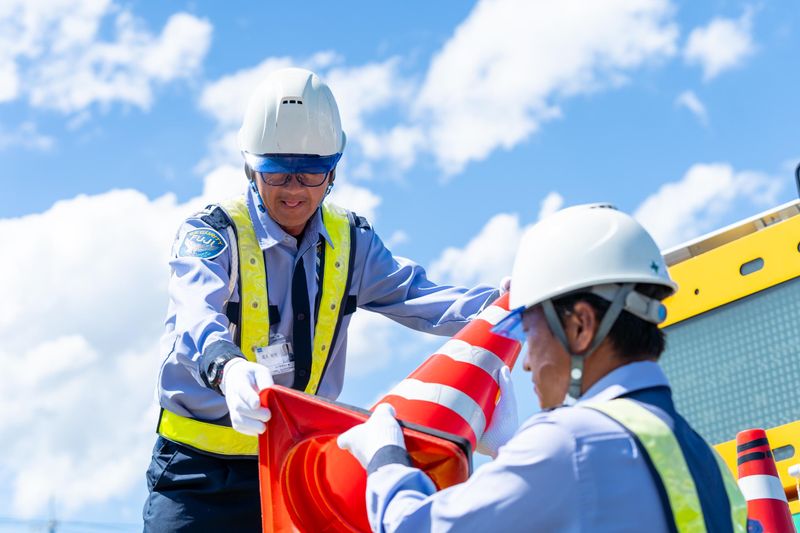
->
[258, 386, 471, 533]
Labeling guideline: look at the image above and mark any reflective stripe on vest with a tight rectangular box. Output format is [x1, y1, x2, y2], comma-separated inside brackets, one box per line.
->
[587, 399, 746, 533]
[158, 196, 353, 456]
[711, 449, 748, 532]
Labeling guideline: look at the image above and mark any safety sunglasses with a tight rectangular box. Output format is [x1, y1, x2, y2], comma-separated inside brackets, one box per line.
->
[256, 172, 330, 187]
[491, 305, 528, 344]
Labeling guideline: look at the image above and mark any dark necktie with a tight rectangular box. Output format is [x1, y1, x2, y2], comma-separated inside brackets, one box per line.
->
[291, 256, 312, 391]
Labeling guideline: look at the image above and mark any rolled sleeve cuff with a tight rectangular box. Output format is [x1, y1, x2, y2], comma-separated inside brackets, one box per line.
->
[367, 445, 412, 475]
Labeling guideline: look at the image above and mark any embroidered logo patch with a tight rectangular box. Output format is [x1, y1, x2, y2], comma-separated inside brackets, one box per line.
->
[178, 228, 227, 259]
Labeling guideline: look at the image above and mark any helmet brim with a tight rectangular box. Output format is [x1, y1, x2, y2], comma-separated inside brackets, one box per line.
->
[243, 153, 342, 174]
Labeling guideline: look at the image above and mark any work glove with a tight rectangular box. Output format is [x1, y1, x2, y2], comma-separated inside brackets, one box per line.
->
[220, 358, 274, 436]
[499, 276, 512, 296]
[476, 366, 518, 458]
[337, 403, 406, 469]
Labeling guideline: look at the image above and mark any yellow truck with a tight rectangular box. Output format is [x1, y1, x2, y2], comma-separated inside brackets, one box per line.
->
[660, 170, 800, 528]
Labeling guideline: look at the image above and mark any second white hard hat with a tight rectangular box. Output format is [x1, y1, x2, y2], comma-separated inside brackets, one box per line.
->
[509, 203, 677, 313]
[238, 67, 346, 173]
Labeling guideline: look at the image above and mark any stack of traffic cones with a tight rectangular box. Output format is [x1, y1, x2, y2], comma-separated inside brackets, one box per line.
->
[257, 294, 521, 532]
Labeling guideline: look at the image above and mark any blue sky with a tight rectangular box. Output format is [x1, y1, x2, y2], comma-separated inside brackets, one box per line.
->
[1, 0, 798, 528]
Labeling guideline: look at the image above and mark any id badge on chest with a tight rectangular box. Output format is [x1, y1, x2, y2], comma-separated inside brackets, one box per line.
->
[254, 333, 295, 376]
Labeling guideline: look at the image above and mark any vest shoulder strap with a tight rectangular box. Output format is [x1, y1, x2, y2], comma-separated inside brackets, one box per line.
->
[586, 398, 706, 533]
[219, 195, 269, 362]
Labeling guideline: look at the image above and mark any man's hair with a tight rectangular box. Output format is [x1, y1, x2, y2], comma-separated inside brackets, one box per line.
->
[552, 283, 669, 360]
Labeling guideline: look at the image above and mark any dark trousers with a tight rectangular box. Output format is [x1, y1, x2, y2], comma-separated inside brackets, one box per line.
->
[143, 437, 261, 532]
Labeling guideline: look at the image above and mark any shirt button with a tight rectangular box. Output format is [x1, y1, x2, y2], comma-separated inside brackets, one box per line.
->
[298, 369, 307, 377]
[297, 313, 306, 321]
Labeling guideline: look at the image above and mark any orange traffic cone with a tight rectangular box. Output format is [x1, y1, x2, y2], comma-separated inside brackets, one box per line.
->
[736, 429, 794, 533]
[257, 294, 521, 532]
[378, 297, 520, 448]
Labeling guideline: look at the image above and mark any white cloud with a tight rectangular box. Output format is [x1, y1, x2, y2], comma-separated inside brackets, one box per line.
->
[684, 10, 755, 81]
[414, 0, 678, 174]
[384, 230, 409, 249]
[537, 191, 564, 220]
[428, 212, 525, 288]
[197, 1, 680, 181]
[0, 1, 212, 113]
[358, 125, 426, 172]
[0, 171, 236, 516]
[327, 181, 381, 222]
[344, 311, 402, 377]
[634, 163, 782, 248]
[0, 57, 20, 102]
[0, 121, 55, 151]
[675, 90, 708, 125]
[326, 58, 415, 142]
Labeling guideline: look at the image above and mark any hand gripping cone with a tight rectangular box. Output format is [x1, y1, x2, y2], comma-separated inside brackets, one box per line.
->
[257, 293, 521, 532]
[736, 428, 794, 533]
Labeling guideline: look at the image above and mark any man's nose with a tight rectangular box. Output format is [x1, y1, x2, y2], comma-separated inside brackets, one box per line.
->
[284, 174, 304, 189]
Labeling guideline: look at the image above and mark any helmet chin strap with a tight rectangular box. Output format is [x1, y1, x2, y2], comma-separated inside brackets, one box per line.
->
[540, 283, 635, 404]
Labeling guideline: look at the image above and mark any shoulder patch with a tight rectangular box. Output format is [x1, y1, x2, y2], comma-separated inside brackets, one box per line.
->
[178, 228, 228, 259]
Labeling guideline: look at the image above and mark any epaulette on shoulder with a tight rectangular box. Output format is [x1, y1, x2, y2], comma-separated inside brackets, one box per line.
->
[352, 213, 371, 230]
[199, 204, 233, 232]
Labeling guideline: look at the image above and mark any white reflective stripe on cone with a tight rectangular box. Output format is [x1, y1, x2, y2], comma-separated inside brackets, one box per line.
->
[388, 379, 486, 439]
[435, 339, 505, 381]
[477, 305, 509, 326]
[738, 475, 788, 502]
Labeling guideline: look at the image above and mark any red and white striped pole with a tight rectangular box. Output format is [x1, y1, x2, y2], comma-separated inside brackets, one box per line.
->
[376, 293, 521, 449]
[736, 428, 794, 533]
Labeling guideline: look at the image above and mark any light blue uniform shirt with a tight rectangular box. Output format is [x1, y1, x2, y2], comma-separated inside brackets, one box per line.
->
[158, 187, 500, 421]
[366, 362, 678, 533]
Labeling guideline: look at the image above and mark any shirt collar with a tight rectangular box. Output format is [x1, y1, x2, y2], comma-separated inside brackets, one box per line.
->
[576, 360, 670, 405]
[246, 187, 334, 250]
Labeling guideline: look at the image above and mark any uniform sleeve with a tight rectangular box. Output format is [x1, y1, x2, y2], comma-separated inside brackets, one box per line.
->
[354, 228, 501, 336]
[165, 216, 237, 379]
[365, 420, 578, 533]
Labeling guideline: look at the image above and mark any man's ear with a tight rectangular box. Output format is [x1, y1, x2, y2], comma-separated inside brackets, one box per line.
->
[325, 169, 336, 196]
[565, 301, 598, 355]
[244, 164, 254, 182]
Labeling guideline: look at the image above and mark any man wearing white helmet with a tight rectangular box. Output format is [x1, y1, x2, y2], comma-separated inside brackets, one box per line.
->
[338, 204, 747, 532]
[142, 68, 503, 530]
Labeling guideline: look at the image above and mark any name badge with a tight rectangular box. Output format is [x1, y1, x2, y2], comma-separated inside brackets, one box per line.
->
[255, 335, 295, 376]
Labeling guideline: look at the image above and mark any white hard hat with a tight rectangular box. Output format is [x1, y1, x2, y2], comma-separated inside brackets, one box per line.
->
[509, 203, 677, 312]
[238, 67, 346, 174]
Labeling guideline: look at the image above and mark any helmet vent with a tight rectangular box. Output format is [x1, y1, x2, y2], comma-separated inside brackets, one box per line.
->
[282, 98, 304, 105]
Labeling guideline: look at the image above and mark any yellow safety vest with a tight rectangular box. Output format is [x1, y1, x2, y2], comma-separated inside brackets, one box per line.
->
[158, 196, 354, 456]
[587, 399, 747, 533]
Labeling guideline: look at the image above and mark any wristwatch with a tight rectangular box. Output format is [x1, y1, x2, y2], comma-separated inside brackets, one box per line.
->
[200, 340, 245, 393]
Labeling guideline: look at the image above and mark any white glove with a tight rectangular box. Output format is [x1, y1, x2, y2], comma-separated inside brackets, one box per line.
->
[220, 358, 274, 436]
[337, 403, 406, 469]
[476, 366, 518, 458]
[499, 276, 512, 296]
